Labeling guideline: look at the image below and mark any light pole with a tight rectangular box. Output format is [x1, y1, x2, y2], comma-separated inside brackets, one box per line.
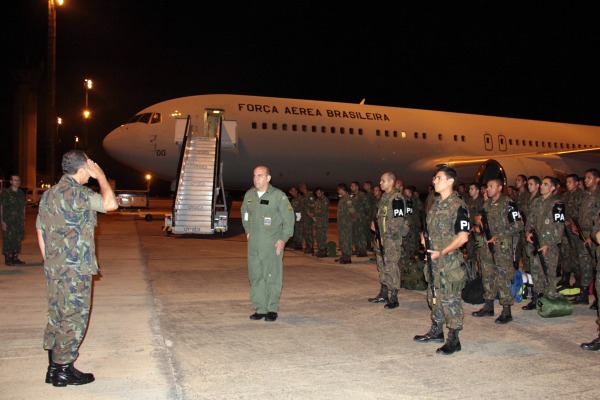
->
[83, 79, 92, 150]
[56, 117, 62, 143]
[145, 174, 152, 193]
[74, 136, 79, 149]
[47, 0, 64, 184]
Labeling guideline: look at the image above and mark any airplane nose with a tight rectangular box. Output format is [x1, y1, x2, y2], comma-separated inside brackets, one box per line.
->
[102, 126, 129, 161]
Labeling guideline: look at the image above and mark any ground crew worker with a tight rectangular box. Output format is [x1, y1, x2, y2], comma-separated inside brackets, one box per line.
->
[0, 175, 26, 265]
[472, 178, 523, 324]
[242, 166, 295, 322]
[368, 171, 409, 309]
[413, 166, 470, 355]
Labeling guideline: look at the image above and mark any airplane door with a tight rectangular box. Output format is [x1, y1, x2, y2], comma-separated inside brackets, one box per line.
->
[484, 133, 493, 151]
[205, 109, 224, 138]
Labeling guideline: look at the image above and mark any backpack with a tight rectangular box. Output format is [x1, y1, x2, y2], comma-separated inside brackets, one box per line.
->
[510, 269, 524, 303]
[401, 258, 428, 291]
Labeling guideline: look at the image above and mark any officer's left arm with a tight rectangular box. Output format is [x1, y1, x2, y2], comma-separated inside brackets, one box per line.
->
[279, 193, 295, 244]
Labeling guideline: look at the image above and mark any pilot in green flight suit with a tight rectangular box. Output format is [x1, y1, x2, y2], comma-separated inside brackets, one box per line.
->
[241, 165, 295, 322]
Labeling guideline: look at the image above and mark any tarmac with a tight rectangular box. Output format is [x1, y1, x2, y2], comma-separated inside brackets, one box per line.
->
[1, 198, 600, 400]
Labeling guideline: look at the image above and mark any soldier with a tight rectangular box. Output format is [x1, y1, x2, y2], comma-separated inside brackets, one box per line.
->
[286, 186, 304, 250]
[363, 180, 378, 251]
[402, 185, 421, 260]
[471, 178, 523, 323]
[241, 166, 295, 322]
[36, 150, 118, 386]
[0, 175, 26, 265]
[464, 182, 484, 269]
[522, 176, 565, 310]
[336, 183, 354, 264]
[368, 172, 409, 309]
[313, 187, 330, 258]
[571, 168, 600, 307]
[373, 185, 382, 201]
[413, 166, 470, 355]
[521, 176, 541, 275]
[350, 181, 369, 257]
[557, 174, 582, 288]
[298, 182, 316, 254]
[580, 211, 600, 351]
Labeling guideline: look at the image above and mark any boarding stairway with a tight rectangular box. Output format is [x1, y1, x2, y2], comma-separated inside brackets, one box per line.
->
[171, 114, 228, 235]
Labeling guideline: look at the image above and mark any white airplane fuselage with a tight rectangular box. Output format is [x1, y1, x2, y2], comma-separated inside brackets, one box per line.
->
[103, 94, 600, 193]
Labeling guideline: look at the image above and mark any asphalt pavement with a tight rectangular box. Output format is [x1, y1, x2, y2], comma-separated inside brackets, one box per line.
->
[1, 199, 599, 400]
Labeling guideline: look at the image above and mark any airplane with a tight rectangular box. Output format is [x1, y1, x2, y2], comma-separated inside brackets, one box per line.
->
[103, 94, 600, 195]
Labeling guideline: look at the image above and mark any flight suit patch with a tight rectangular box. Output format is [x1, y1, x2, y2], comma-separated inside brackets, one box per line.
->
[264, 217, 272, 226]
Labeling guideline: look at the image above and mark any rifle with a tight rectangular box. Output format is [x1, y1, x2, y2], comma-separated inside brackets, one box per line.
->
[480, 208, 497, 265]
[373, 217, 385, 266]
[530, 228, 548, 277]
[422, 217, 437, 305]
[572, 216, 594, 259]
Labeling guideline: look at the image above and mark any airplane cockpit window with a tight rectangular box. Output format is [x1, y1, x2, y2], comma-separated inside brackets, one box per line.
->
[150, 113, 161, 124]
[139, 113, 151, 123]
[126, 114, 143, 124]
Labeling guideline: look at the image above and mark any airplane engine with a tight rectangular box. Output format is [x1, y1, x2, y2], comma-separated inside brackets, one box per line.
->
[475, 158, 557, 188]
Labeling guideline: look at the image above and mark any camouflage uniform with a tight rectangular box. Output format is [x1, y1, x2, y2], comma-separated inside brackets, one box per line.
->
[426, 192, 470, 330]
[337, 193, 355, 258]
[313, 194, 330, 255]
[402, 196, 421, 260]
[478, 195, 523, 305]
[289, 193, 303, 249]
[593, 213, 600, 325]
[520, 191, 541, 273]
[241, 183, 294, 314]
[514, 189, 529, 269]
[574, 188, 600, 287]
[364, 190, 378, 249]
[464, 194, 484, 265]
[560, 188, 582, 279]
[36, 175, 106, 364]
[0, 186, 26, 256]
[376, 188, 409, 292]
[525, 194, 564, 298]
[351, 190, 369, 255]
[299, 190, 315, 251]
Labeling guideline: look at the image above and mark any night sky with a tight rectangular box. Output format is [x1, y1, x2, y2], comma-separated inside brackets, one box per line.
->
[3, 2, 599, 191]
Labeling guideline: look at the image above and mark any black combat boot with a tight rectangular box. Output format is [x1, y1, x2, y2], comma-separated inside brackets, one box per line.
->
[572, 286, 589, 305]
[52, 363, 95, 387]
[495, 304, 513, 324]
[4, 254, 14, 266]
[436, 328, 461, 355]
[522, 292, 541, 310]
[368, 284, 389, 303]
[414, 321, 444, 343]
[45, 350, 57, 384]
[556, 271, 571, 289]
[590, 299, 598, 310]
[581, 333, 600, 351]
[304, 244, 314, 255]
[12, 253, 25, 264]
[384, 289, 399, 309]
[338, 255, 352, 264]
[472, 299, 494, 317]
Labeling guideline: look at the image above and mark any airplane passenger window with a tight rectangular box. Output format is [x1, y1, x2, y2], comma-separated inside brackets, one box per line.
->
[461, 136, 465, 142]
[376, 130, 381, 136]
[535, 141, 539, 147]
[438, 133, 443, 141]
[422, 133, 427, 139]
[402, 131, 407, 139]
[414, 132, 418, 139]
[349, 128, 354, 135]
[292, 124, 297, 131]
[454, 135, 458, 141]
[358, 129, 363, 135]
[385, 130, 389, 137]
[150, 113, 161, 124]
[340, 127, 345, 134]
[252, 122, 257, 129]
[509, 139, 513, 145]
[393, 131, 397, 138]
[262, 122, 267, 129]
[302, 125, 307, 132]
[272, 123, 277, 130]
[321, 126, 326, 133]
[330, 127, 335, 134]
[516, 139, 520, 145]
[311, 126, 316, 133]
[529, 140, 533, 146]
[139, 113, 151, 123]
[282, 124, 287, 131]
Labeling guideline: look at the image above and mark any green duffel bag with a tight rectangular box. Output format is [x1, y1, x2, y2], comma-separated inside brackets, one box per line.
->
[401, 258, 428, 291]
[536, 295, 573, 318]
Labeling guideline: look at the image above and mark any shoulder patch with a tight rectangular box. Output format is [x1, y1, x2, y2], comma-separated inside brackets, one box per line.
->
[552, 202, 565, 223]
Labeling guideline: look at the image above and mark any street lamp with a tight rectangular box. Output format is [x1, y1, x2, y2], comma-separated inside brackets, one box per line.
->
[74, 135, 79, 149]
[145, 174, 152, 193]
[56, 116, 62, 143]
[47, 0, 64, 184]
[83, 78, 92, 150]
